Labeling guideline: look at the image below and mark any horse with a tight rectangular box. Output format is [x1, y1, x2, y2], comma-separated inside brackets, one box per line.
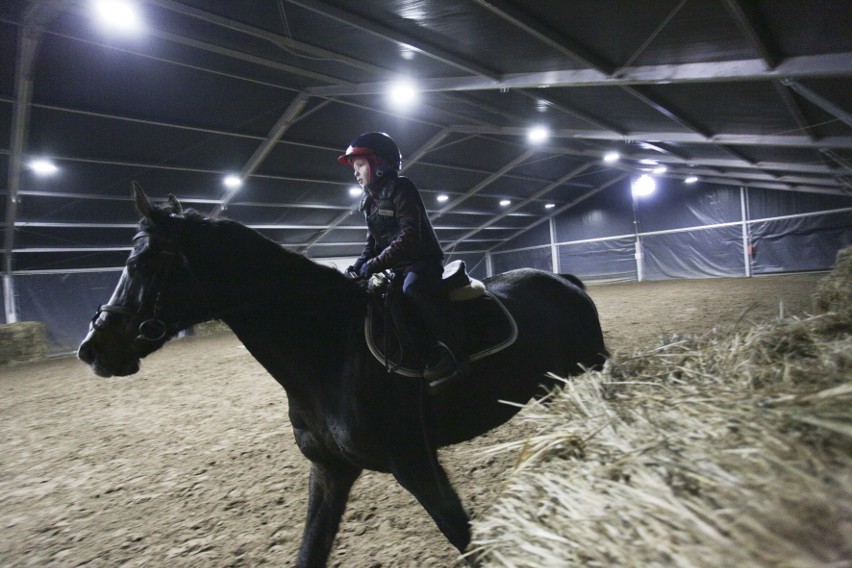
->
[77, 187, 607, 567]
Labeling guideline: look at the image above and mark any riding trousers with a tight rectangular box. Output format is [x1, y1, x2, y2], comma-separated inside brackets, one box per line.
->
[390, 260, 459, 365]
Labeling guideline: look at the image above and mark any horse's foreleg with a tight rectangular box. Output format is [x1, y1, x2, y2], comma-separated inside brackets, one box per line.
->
[297, 461, 361, 568]
[391, 455, 471, 554]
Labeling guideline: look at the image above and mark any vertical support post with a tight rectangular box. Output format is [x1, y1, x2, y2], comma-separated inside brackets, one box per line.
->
[548, 217, 559, 273]
[740, 186, 752, 277]
[3, 273, 17, 324]
[631, 192, 644, 282]
[3, 2, 66, 324]
[485, 252, 493, 278]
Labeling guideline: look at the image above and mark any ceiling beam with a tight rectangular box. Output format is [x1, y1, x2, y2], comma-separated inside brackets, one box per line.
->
[782, 78, 852, 129]
[211, 93, 311, 217]
[432, 149, 537, 219]
[486, 173, 630, 253]
[306, 52, 852, 97]
[147, 0, 388, 74]
[447, 125, 852, 149]
[723, 0, 781, 69]
[469, 0, 615, 73]
[285, 0, 501, 80]
[444, 162, 597, 250]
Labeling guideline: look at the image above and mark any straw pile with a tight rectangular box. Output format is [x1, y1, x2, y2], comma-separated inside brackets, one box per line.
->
[470, 249, 852, 567]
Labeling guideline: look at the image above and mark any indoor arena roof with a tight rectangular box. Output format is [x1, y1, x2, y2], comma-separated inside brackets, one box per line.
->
[2, 0, 851, 273]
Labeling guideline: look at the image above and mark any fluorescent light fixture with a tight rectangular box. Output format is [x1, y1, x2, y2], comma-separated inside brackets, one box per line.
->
[652, 165, 667, 174]
[499, 199, 511, 207]
[639, 159, 658, 165]
[29, 158, 59, 176]
[545, 203, 556, 209]
[684, 175, 699, 184]
[603, 151, 620, 163]
[527, 126, 549, 144]
[436, 194, 449, 202]
[388, 79, 417, 108]
[631, 174, 656, 197]
[349, 186, 363, 197]
[223, 175, 243, 189]
[93, 0, 143, 34]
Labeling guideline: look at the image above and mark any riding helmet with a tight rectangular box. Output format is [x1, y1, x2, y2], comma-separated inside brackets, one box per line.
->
[337, 132, 402, 170]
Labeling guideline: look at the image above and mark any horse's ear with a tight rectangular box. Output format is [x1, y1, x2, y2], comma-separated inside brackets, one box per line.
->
[167, 194, 183, 214]
[132, 181, 153, 219]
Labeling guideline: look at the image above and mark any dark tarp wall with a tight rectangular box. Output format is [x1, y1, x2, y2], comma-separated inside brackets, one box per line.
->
[751, 210, 851, 274]
[642, 225, 745, 280]
[492, 246, 553, 275]
[16, 271, 122, 354]
[491, 179, 852, 281]
[558, 237, 637, 282]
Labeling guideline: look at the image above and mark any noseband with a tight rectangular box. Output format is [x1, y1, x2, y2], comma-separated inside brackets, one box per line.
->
[91, 231, 184, 345]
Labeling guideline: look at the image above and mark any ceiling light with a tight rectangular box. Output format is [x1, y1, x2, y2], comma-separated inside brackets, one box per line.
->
[684, 176, 698, 184]
[527, 126, 549, 144]
[631, 174, 656, 197]
[93, 0, 143, 34]
[652, 165, 667, 174]
[29, 158, 59, 176]
[603, 151, 620, 163]
[545, 203, 556, 209]
[499, 199, 511, 207]
[399, 45, 415, 60]
[388, 79, 418, 109]
[536, 100, 549, 113]
[436, 194, 449, 203]
[639, 159, 658, 165]
[349, 186, 363, 197]
[223, 175, 243, 190]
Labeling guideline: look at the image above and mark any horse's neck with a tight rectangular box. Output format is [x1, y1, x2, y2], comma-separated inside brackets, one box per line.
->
[185, 226, 364, 391]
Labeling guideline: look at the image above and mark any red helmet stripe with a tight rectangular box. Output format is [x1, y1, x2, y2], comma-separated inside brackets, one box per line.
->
[337, 146, 375, 165]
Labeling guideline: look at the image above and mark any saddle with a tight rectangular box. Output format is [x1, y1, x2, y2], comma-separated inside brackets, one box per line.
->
[364, 261, 518, 377]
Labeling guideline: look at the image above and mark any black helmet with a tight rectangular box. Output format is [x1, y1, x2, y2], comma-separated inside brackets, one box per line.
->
[337, 132, 402, 169]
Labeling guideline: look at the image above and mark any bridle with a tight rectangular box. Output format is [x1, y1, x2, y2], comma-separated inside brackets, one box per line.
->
[91, 230, 186, 345]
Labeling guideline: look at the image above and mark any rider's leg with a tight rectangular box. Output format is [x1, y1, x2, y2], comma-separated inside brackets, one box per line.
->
[401, 264, 467, 382]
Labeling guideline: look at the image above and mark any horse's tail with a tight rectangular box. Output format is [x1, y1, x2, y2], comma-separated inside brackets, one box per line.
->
[559, 273, 586, 290]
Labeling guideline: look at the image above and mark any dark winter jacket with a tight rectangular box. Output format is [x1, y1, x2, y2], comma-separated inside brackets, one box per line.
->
[353, 172, 443, 273]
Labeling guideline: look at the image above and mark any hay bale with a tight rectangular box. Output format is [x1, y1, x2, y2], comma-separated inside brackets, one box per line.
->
[470, 259, 852, 567]
[191, 319, 231, 336]
[814, 246, 852, 315]
[0, 321, 47, 367]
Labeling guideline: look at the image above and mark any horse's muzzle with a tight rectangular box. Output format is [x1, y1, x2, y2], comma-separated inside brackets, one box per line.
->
[77, 328, 141, 377]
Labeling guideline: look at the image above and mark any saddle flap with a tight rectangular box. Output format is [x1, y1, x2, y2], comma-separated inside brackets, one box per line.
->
[365, 291, 518, 377]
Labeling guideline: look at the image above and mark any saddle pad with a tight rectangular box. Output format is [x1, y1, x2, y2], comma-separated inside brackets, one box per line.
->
[364, 291, 518, 378]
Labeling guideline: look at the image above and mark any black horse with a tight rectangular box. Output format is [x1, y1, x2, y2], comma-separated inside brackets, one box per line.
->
[78, 187, 607, 567]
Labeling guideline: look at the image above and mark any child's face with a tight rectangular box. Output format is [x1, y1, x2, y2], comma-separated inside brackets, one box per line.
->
[351, 157, 372, 188]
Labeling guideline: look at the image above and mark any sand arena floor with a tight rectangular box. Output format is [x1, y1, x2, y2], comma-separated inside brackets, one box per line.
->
[0, 273, 823, 567]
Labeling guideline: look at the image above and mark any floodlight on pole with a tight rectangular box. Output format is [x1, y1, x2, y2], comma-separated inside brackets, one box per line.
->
[223, 175, 243, 190]
[631, 174, 656, 197]
[93, 0, 144, 34]
[29, 158, 59, 176]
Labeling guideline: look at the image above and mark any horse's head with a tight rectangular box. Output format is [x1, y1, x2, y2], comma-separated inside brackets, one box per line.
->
[78, 184, 209, 377]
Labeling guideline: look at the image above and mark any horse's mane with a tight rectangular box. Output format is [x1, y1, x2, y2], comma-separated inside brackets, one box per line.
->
[148, 207, 366, 311]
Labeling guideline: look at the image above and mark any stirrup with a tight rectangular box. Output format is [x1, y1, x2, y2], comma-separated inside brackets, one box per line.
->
[424, 342, 467, 388]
